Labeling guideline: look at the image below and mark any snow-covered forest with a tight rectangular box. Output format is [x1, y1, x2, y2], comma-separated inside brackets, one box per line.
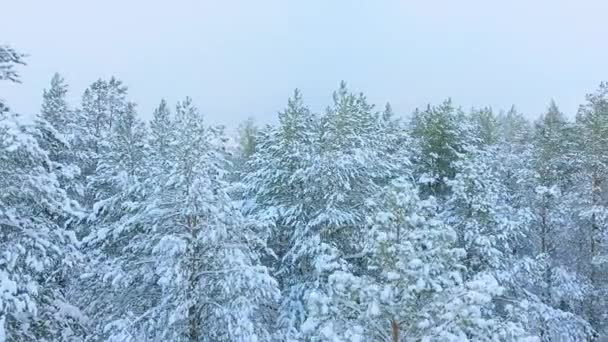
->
[1, 43, 607, 341]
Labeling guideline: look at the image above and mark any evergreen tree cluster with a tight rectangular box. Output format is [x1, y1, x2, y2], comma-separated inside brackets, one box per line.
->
[1, 45, 607, 341]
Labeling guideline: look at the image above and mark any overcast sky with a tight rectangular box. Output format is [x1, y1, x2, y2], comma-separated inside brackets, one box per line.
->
[1, 0, 607, 126]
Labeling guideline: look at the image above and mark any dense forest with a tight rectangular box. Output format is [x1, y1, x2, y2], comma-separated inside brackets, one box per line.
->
[1, 44, 607, 341]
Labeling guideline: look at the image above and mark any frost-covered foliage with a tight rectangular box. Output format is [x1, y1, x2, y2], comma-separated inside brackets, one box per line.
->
[82, 97, 279, 341]
[0, 48, 84, 341]
[0, 112, 85, 341]
[0, 45, 25, 114]
[33, 73, 83, 214]
[359, 178, 465, 340]
[2, 46, 608, 341]
[0, 45, 25, 83]
[77, 92, 150, 340]
[574, 83, 608, 334]
[71, 77, 130, 212]
[409, 99, 472, 197]
[245, 84, 401, 341]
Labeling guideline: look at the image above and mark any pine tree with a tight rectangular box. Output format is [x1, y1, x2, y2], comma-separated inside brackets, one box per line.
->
[533, 100, 576, 298]
[528, 101, 593, 340]
[0, 48, 85, 341]
[153, 98, 279, 341]
[75, 77, 128, 203]
[91, 102, 147, 202]
[237, 117, 259, 160]
[40, 73, 69, 129]
[0, 45, 25, 83]
[358, 178, 465, 341]
[0, 45, 26, 114]
[243, 89, 320, 340]
[33, 73, 82, 208]
[78, 100, 152, 341]
[85, 98, 279, 341]
[574, 82, 608, 333]
[293, 83, 398, 340]
[498, 105, 532, 147]
[246, 84, 400, 340]
[470, 107, 499, 146]
[496, 105, 535, 201]
[149, 99, 173, 176]
[244, 89, 319, 267]
[409, 99, 472, 198]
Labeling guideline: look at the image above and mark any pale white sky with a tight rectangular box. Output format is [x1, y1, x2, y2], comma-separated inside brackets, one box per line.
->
[1, 0, 607, 125]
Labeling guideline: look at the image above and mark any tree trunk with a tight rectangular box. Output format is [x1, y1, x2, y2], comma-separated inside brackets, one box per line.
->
[391, 319, 400, 342]
[588, 173, 602, 328]
[539, 199, 553, 300]
[188, 215, 200, 342]
[590, 173, 601, 285]
[539, 200, 550, 341]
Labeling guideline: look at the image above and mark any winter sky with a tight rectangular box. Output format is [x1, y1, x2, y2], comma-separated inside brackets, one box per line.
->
[1, 0, 607, 126]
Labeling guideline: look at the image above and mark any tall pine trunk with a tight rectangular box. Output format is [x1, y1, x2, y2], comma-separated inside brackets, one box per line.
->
[188, 215, 200, 342]
[391, 319, 400, 342]
[539, 198, 551, 340]
[588, 172, 602, 329]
